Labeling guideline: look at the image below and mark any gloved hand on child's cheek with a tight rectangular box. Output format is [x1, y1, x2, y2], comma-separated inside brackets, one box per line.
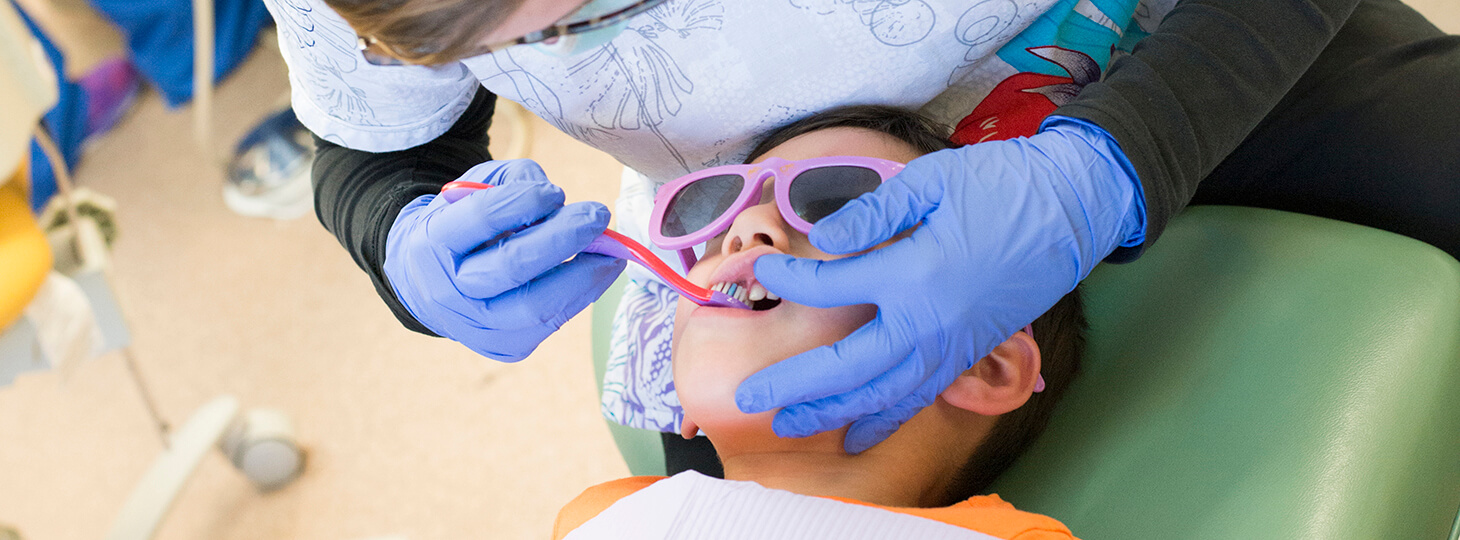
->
[741, 117, 1146, 453]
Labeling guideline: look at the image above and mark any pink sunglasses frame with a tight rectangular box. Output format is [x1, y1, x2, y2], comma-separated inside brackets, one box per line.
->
[649, 156, 905, 270]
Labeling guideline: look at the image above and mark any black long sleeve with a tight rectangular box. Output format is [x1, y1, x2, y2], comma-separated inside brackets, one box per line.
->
[1056, 0, 1364, 261]
[311, 86, 497, 334]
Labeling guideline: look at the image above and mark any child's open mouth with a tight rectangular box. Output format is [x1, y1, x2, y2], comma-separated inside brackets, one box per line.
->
[705, 245, 789, 312]
[751, 297, 782, 311]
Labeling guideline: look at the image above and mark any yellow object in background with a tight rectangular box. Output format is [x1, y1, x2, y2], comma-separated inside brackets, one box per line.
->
[0, 0, 58, 326]
[1, 0, 59, 330]
[0, 160, 54, 330]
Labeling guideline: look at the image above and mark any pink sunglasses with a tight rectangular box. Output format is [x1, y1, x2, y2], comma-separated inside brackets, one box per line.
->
[649, 156, 905, 270]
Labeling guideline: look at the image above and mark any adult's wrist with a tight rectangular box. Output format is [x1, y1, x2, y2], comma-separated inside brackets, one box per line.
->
[1040, 115, 1148, 252]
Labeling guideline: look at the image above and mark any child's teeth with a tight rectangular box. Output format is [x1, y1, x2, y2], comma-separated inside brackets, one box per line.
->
[766, 289, 780, 301]
[749, 284, 767, 301]
[708, 281, 760, 306]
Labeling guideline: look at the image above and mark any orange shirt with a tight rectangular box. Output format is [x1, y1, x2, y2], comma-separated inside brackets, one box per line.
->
[554, 476, 1077, 540]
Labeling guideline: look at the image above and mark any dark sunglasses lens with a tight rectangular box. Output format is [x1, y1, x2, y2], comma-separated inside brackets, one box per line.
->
[788, 166, 883, 224]
[661, 174, 745, 238]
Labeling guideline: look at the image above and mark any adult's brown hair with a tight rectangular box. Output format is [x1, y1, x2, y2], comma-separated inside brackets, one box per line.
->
[325, 0, 527, 65]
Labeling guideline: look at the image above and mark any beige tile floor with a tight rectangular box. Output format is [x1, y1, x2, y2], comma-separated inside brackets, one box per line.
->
[2, 2, 1458, 540]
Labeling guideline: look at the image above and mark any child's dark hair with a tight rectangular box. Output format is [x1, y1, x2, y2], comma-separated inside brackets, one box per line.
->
[747, 105, 1088, 504]
[745, 105, 956, 162]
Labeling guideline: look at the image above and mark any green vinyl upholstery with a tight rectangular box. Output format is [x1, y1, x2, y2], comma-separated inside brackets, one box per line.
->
[590, 206, 1460, 537]
[989, 206, 1460, 539]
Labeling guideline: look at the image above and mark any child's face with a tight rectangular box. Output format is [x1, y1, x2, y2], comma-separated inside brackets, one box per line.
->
[671, 127, 923, 448]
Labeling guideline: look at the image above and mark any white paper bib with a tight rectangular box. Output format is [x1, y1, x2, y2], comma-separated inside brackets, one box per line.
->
[566, 471, 1001, 540]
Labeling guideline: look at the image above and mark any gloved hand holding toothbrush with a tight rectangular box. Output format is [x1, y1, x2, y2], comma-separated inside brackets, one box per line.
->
[743, 118, 1147, 453]
[383, 160, 626, 362]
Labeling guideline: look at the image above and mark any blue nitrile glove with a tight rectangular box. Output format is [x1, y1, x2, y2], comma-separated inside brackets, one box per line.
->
[384, 160, 626, 362]
[745, 117, 1146, 453]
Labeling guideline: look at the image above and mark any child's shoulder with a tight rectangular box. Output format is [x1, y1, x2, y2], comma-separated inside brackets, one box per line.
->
[552, 476, 666, 540]
[898, 494, 1079, 540]
[553, 479, 1079, 540]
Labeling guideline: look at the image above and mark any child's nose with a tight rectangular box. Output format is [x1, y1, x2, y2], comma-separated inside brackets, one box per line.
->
[720, 199, 793, 257]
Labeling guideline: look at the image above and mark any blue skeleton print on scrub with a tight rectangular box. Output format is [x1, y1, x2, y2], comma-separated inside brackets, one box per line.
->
[565, 0, 725, 173]
[272, 0, 377, 130]
[484, 49, 619, 144]
[635, 0, 727, 38]
[788, 0, 936, 47]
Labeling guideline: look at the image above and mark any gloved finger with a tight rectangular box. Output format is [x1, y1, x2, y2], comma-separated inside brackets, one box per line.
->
[842, 374, 946, 454]
[753, 234, 925, 307]
[735, 318, 914, 414]
[487, 253, 626, 331]
[455, 255, 624, 362]
[427, 181, 567, 255]
[808, 166, 941, 255]
[458, 327, 541, 363]
[457, 159, 551, 187]
[440, 188, 474, 204]
[454, 201, 611, 299]
[769, 347, 934, 438]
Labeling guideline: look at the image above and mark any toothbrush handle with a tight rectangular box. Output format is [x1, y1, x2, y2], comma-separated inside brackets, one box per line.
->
[583, 231, 637, 261]
[585, 230, 711, 302]
[586, 231, 750, 310]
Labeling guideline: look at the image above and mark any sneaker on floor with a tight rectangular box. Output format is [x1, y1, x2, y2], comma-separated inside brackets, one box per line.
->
[223, 108, 315, 220]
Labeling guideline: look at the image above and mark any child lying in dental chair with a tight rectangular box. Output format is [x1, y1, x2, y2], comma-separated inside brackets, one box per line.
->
[554, 105, 1088, 540]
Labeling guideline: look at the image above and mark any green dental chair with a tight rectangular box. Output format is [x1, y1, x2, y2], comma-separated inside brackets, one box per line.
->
[590, 206, 1460, 539]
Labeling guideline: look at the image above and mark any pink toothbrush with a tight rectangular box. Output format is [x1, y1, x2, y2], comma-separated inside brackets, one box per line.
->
[441, 181, 753, 310]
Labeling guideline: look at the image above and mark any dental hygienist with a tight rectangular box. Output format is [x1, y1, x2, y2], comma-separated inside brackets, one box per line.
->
[263, 0, 1460, 459]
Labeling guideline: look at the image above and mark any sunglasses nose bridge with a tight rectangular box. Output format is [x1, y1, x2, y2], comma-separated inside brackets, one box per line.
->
[741, 167, 776, 201]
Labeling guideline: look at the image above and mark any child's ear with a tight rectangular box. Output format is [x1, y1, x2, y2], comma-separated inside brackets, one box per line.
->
[940, 330, 1041, 416]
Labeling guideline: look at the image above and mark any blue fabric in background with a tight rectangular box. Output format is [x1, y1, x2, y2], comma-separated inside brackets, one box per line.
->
[92, 0, 272, 107]
[19, 0, 272, 211]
